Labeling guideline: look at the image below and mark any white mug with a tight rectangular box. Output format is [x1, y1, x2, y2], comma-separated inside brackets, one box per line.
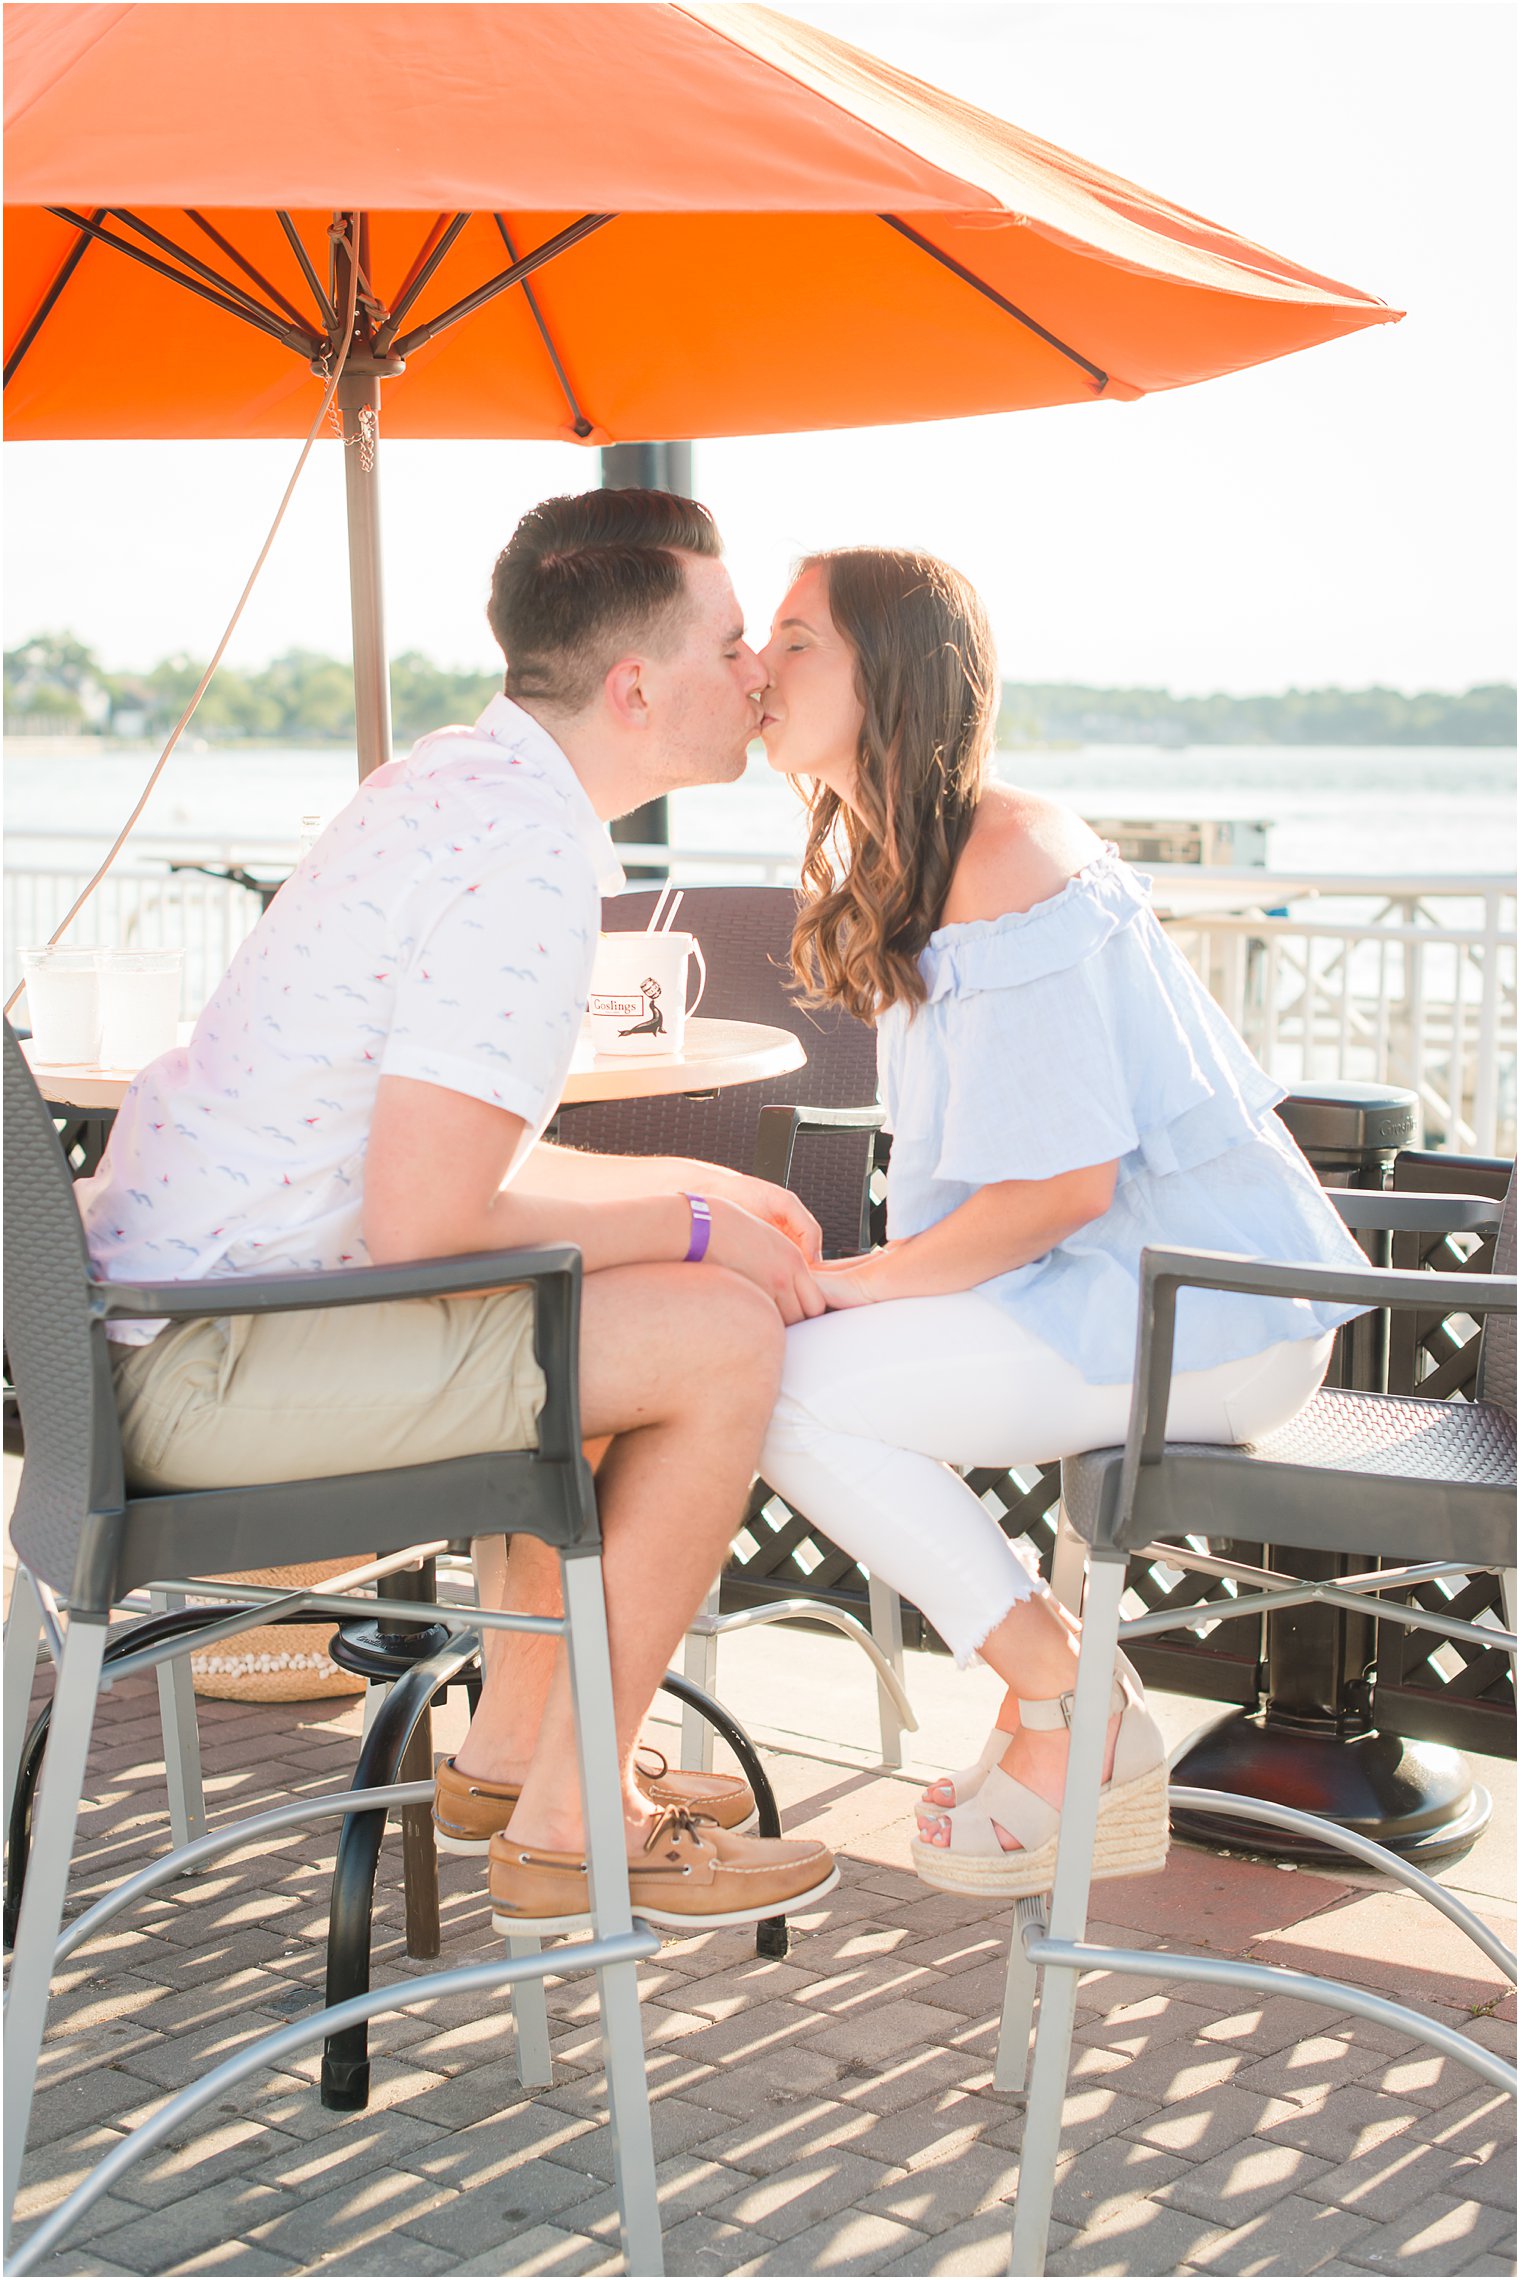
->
[587, 930, 707, 1057]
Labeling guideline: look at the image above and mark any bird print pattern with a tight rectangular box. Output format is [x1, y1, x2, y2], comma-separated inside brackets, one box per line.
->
[76, 696, 626, 1343]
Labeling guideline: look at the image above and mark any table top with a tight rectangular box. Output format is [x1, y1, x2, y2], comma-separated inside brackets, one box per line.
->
[23, 1016, 806, 1114]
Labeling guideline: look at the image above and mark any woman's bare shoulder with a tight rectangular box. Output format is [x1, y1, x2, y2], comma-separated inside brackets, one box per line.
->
[940, 786, 1105, 925]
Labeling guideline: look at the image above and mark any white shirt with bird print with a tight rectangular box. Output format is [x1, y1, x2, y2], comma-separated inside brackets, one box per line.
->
[77, 696, 625, 1341]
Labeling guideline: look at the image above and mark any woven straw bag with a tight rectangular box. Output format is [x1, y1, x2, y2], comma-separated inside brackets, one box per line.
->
[190, 1558, 366, 1702]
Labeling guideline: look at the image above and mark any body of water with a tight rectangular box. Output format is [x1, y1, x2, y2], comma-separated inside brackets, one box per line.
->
[5, 741, 1515, 878]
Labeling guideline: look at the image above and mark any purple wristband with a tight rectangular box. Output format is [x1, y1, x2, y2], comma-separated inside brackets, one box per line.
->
[683, 1192, 712, 1263]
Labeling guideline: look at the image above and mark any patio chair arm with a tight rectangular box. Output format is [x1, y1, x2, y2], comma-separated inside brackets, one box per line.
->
[753, 1101, 885, 1190]
[1327, 1189, 1505, 1235]
[88, 1245, 584, 1324]
[88, 1246, 588, 1466]
[1125, 1244, 1516, 1479]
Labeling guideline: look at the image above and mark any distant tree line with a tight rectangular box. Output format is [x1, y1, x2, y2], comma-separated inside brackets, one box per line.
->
[998, 680, 1516, 748]
[4, 632, 1514, 748]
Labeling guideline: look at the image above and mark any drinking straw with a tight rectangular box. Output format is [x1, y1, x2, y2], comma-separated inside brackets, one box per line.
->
[660, 891, 684, 934]
[646, 882, 675, 933]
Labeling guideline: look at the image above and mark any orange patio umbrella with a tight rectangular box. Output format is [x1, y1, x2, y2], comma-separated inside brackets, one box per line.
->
[4, 2, 1401, 772]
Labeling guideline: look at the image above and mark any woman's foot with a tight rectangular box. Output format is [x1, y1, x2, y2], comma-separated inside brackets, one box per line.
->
[909, 1670, 1169, 1897]
[915, 1704, 1120, 1850]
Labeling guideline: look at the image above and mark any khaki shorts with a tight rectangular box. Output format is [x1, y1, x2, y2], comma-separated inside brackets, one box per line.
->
[111, 1290, 546, 1494]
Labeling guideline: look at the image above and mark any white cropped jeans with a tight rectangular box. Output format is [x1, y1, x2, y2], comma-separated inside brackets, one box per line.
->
[759, 1295, 1334, 1668]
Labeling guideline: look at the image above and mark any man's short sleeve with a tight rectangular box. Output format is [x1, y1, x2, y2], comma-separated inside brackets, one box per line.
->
[380, 829, 595, 1124]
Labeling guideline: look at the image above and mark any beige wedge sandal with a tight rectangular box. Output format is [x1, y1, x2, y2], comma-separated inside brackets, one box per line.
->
[910, 1664, 1169, 1898]
[916, 1650, 1147, 1815]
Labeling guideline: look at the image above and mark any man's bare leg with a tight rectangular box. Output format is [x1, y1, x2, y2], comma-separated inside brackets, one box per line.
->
[454, 1262, 783, 1850]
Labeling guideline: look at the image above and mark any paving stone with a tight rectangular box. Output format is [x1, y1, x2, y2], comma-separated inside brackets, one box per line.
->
[808, 1996, 975, 2065]
[1231, 2033, 1391, 2104]
[391, 2099, 600, 2188]
[1127, 2084, 1306, 2164]
[835, 2044, 1000, 2116]
[294, 2237, 459, 2276]
[1041, 2196, 1226, 2274]
[1045, 2134, 1194, 2230]
[984, 2085, 1166, 2161]
[1151, 2134, 1336, 2227]
[1195, 1995, 1358, 2058]
[23, 2191, 146, 2259]
[88, 2180, 295, 2269]
[1071, 2039, 1245, 2105]
[733, 2208, 927, 2272]
[25, 2066, 163, 2148]
[1303, 2132, 1507, 2224]
[708, 2146, 906, 2242]
[1183, 2194, 1373, 2273]
[694, 2097, 880, 2177]
[652, 2040, 846, 2118]
[879, 2206, 1074, 2276]
[668, 1959, 828, 2022]
[395, 2157, 606, 2253]
[241, 2109, 449, 2197]
[859, 2137, 1021, 2231]
[161, 2247, 291, 2278]
[830, 2090, 993, 2172]
[113, 2114, 294, 2209]
[659, 2213, 770, 2275]
[15, 2127, 130, 2224]
[243, 2164, 458, 2262]
[552, 2155, 762, 2242]
[1361, 2049, 1510, 2112]
[1345, 2193, 1516, 2273]
[442, 2222, 621, 2275]
[1255, 2083, 1430, 2165]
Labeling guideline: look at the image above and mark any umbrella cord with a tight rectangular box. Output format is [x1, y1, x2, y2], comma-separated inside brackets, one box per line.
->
[4, 218, 365, 1019]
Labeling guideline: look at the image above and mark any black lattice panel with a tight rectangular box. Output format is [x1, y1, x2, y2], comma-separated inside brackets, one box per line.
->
[1374, 1151, 1515, 1754]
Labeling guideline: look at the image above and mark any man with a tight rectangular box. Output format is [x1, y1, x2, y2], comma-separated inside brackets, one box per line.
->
[78, 488, 838, 1933]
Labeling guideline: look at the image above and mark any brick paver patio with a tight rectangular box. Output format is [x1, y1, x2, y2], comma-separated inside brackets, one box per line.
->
[7, 1551, 1515, 2278]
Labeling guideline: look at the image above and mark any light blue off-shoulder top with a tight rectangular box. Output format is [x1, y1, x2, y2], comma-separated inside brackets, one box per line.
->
[876, 846, 1368, 1384]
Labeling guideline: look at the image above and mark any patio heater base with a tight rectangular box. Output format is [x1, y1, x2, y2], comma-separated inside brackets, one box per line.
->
[1169, 1708, 1493, 1865]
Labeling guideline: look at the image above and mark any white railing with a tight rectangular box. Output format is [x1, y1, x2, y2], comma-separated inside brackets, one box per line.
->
[6, 834, 1514, 1156]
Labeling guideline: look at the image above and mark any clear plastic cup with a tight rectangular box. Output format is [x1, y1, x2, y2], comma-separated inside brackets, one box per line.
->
[20, 947, 101, 1065]
[98, 948, 183, 1069]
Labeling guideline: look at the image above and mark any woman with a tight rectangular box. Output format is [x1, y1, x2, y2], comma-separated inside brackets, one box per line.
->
[754, 548, 1368, 1898]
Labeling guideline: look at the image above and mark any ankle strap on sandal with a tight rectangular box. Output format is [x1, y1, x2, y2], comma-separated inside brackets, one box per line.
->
[1018, 1675, 1127, 1731]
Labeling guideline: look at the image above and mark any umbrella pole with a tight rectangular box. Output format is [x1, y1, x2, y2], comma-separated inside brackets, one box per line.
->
[339, 366, 393, 780]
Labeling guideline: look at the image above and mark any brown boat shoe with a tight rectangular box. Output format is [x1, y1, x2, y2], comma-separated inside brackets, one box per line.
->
[432, 1748, 756, 1857]
[488, 1805, 839, 1936]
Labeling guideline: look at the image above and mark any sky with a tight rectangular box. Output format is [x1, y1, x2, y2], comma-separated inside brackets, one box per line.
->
[4, 0, 1515, 699]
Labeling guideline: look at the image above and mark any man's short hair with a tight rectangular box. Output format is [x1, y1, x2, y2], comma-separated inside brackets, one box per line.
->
[487, 489, 723, 714]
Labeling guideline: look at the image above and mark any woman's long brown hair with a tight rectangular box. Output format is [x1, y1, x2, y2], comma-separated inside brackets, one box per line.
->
[790, 548, 998, 1023]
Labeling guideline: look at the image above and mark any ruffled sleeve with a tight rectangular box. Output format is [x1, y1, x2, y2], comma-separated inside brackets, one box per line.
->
[914, 851, 1283, 1189]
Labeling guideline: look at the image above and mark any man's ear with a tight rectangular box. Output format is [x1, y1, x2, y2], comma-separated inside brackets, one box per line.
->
[603, 656, 649, 729]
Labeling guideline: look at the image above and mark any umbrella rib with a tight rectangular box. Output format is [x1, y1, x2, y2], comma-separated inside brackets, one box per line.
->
[183, 211, 315, 334]
[881, 216, 1109, 392]
[389, 213, 615, 363]
[375, 214, 474, 352]
[106, 207, 324, 353]
[3, 208, 100, 388]
[490, 215, 594, 439]
[44, 208, 317, 358]
[277, 212, 340, 334]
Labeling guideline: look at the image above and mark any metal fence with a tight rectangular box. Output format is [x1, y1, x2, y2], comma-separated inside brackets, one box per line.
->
[8, 836, 1513, 1154]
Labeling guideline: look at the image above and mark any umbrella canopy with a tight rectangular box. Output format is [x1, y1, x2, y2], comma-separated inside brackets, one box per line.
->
[5, 1, 1399, 444]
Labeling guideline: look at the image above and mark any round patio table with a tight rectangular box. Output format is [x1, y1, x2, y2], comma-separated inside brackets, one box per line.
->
[21, 1016, 805, 1115]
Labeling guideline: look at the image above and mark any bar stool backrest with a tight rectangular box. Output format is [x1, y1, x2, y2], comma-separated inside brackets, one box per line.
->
[3, 1020, 127, 1592]
[1476, 1170, 1517, 1418]
[559, 886, 879, 1257]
